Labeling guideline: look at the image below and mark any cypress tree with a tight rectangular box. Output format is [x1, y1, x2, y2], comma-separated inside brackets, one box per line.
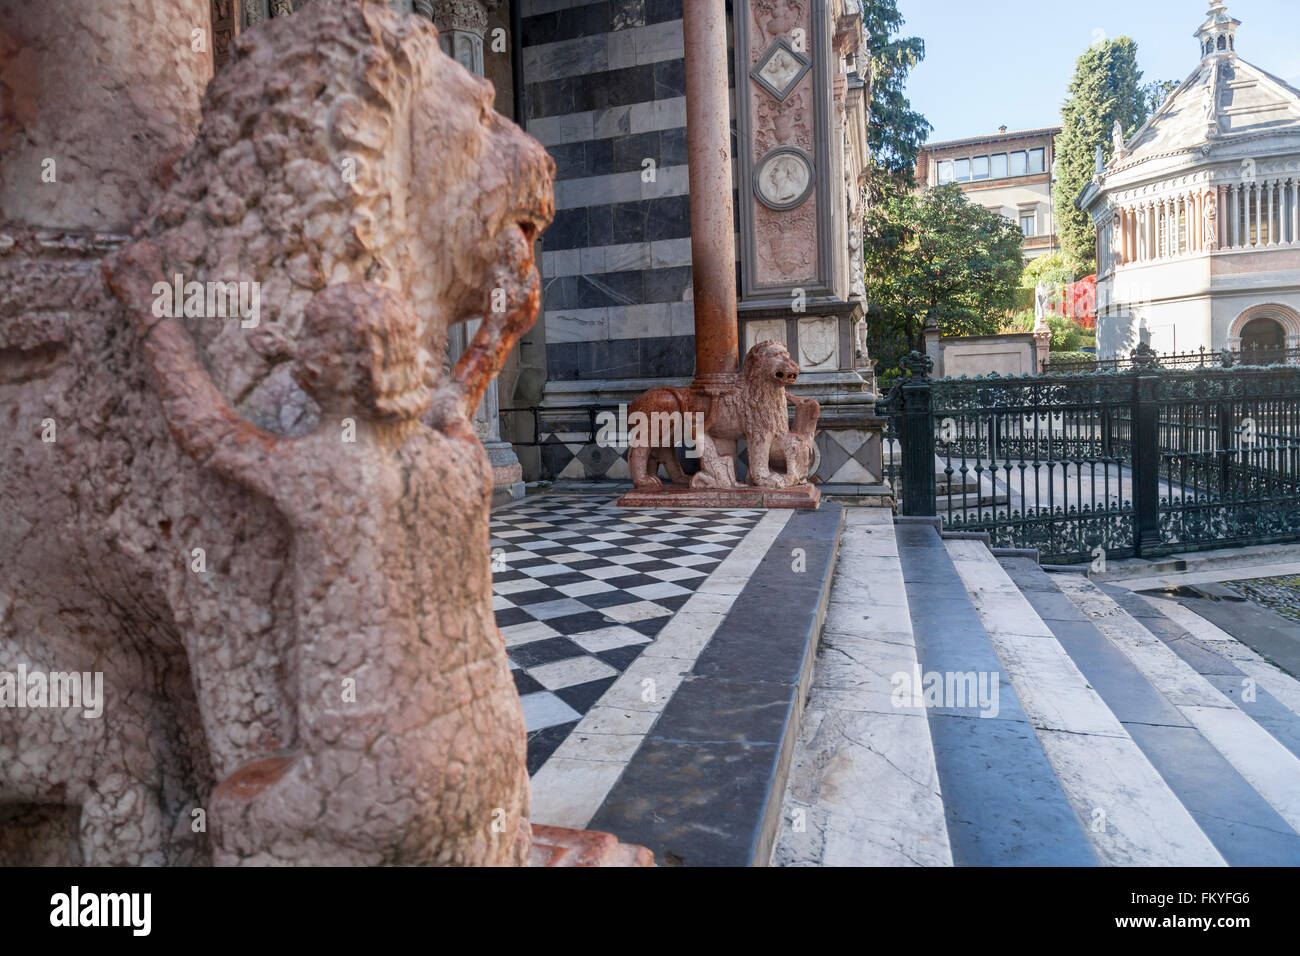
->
[1054, 38, 1150, 272]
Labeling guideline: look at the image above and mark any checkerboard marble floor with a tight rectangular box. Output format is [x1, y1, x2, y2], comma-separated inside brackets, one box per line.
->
[490, 494, 764, 774]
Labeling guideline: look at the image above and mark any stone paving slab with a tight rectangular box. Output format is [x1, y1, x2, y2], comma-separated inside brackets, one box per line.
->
[489, 494, 767, 780]
[516, 497, 792, 828]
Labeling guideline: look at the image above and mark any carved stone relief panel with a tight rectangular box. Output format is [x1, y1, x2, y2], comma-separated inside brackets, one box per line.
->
[745, 318, 788, 355]
[797, 315, 839, 371]
[755, 92, 812, 154]
[755, 147, 814, 210]
[752, 40, 810, 100]
[740, 0, 824, 294]
[211, 0, 239, 70]
[756, 200, 817, 286]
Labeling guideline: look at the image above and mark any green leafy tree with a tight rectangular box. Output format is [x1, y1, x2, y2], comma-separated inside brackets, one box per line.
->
[1015, 251, 1082, 316]
[1054, 37, 1152, 272]
[861, 0, 931, 190]
[1021, 251, 1079, 291]
[864, 184, 1025, 371]
[1046, 314, 1084, 352]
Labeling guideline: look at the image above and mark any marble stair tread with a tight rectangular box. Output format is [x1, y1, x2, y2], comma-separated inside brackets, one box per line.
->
[1098, 586, 1300, 761]
[895, 522, 1098, 866]
[784, 524, 1300, 866]
[1048, 573, 1300, 863]
[587, 505, 844, 866]
[1128, 582, 1300, 689]
[1135, 591, 1300, 720]
[774, 507, 952, 867]
[944, 539, 1224, 866]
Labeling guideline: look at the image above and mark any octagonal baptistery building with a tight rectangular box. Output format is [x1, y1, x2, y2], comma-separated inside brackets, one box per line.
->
[1079, 2, 1300, 360]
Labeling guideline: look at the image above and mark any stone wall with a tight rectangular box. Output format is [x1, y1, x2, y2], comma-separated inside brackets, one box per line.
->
[930, 333, 1042, 378]
[520, 0, 695, 387]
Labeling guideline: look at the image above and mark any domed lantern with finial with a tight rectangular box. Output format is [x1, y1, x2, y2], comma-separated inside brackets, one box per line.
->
[1197, 1, 1240, 59]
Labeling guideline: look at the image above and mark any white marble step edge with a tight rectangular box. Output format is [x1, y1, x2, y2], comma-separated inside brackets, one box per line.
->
[944, 539, 1225, 866]
[1133, 591, 1300, 719]
[1056, 575, 1300, 837]
[1101, 558, 1300, 592]
[775, 507, 953, 867]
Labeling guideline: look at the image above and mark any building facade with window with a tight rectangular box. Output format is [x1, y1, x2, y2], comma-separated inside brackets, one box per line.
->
[915, 126, 1060, 260]
[1079, 3, 1300, 361]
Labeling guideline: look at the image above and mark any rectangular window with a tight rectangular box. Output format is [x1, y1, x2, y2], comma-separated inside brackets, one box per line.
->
[1020, 211, 1036, 236]
[954, 158, 971, 182]
[937, 160, 954, 184]
[972, 155, 990, 180]
[990, 153, 1008, 179]
[1028, 148, 1046, 174]
[1009, 151, 1027, 177]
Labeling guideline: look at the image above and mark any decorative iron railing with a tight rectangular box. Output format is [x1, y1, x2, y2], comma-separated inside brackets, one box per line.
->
[1042, 343, 1300, 374]
[499, 404, 612, 448]
[880, 346, 1300, 563]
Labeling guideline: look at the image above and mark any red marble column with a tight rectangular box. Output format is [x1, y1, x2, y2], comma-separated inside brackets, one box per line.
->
[682, 0, 739, 389]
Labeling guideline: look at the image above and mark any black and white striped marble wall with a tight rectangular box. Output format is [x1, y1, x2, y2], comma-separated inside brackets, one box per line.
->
[519, 0, 697, 383]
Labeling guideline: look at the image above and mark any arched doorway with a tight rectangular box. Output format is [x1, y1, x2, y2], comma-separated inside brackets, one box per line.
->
[1228, 304, 1300, 365]
[1240, 316, 1286, 364]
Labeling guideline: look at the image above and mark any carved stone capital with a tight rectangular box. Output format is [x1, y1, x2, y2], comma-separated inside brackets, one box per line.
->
[432, 0, 500, 37]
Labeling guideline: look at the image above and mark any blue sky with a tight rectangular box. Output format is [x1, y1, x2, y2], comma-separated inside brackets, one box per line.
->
[898, 0, 1300, 144]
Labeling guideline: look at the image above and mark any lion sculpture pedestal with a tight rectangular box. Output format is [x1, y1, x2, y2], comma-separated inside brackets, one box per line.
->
[616, 340, 822, 509]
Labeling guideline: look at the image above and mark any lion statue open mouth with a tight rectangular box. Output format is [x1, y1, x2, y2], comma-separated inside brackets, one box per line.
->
[1, 0, 553, 867]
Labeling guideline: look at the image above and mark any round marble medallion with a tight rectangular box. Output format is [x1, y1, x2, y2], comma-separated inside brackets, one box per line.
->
[754, 147, 813, 211]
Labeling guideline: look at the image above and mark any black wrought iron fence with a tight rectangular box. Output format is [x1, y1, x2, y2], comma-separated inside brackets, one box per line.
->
[879, 346, 1300, 563]
[499, 404, 610, 447]
[1042, 343, 1300, 374]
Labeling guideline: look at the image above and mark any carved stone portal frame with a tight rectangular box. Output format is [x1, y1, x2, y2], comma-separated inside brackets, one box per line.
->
[734, 0, 836, 302]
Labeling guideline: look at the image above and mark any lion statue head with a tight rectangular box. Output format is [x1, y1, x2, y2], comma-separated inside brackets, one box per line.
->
[734, 339, 801, 459]
[130, 0, 553, 433]
[742, 339, 801, 390]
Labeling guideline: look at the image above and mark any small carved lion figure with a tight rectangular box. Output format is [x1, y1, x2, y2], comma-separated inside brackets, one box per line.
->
[109, 245, 532, 866]
[627, 340, 819, 490]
